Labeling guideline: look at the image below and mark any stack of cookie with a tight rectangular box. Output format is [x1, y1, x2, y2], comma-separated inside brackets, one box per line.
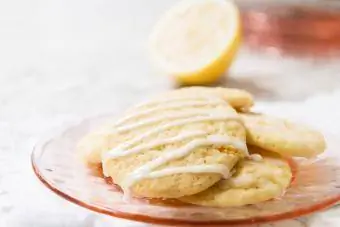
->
[77, 87, 326, 207]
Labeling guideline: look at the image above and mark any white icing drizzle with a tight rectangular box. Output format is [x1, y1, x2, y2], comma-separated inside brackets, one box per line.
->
[103, 130, 206, 160]
[249, 154, 263, 162]
[121, 135, 245, 197]
[143, 164, 231, 179]
[121, 165, 231, 199]
[115, 100, 224, 127]
[113, 114, 241, 152]
[103, 95, 248, 197]
[115, 110, 224, 133]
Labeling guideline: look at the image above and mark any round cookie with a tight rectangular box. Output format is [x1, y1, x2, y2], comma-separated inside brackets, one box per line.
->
[161, 86, 254, 111]
[179, 148, 292, 207]
[77, 92, 247, 199]
[77, 125, 113, 165]
[77, 87, 251, 166]
[241, 113, 326, 158]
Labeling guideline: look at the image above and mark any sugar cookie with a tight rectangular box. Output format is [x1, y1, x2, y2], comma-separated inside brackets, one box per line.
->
[179, 148, 292, 207]
[78, 92, 247, 198]
[241, 113, 326, 158]
[165, 86, 254, 111]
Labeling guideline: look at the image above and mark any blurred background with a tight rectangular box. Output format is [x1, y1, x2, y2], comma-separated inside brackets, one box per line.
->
[1, 0, 340, 226]
[1, 0, 340, 108]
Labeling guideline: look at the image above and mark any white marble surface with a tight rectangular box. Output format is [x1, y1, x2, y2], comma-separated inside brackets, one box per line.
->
[1, 0, 340, 226]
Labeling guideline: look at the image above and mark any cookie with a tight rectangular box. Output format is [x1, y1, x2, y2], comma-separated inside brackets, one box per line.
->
[78, 92, 247, 199]
[159, 86, 254, 111]
[179, 148, 292, 207]
[77, 125, 112, 165]
[241, 113, 326, 158]
[77, 87, 250, 165]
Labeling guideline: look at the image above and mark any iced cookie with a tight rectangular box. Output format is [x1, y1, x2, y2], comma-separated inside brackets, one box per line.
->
[78, 92, 248, 198]
[162, 86, 254, 111]
[179, 148, 292, 207]
[241, 113, 326, 158]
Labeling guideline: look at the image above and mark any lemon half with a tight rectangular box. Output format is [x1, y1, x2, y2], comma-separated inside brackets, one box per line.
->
[149, 0, 241, 85]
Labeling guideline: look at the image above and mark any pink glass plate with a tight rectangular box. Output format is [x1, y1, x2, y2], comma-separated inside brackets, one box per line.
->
[31, 114, 340, 226]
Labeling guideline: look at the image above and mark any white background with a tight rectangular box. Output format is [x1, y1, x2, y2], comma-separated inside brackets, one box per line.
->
[1, 0, 340, 226]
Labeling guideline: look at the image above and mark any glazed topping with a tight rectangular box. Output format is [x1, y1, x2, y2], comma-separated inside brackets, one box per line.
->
[249, 154, 263, 162]
[102, 95, 248, 197]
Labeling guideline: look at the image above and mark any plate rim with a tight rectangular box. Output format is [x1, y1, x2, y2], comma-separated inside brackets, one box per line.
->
[31, 114, 340, 226]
